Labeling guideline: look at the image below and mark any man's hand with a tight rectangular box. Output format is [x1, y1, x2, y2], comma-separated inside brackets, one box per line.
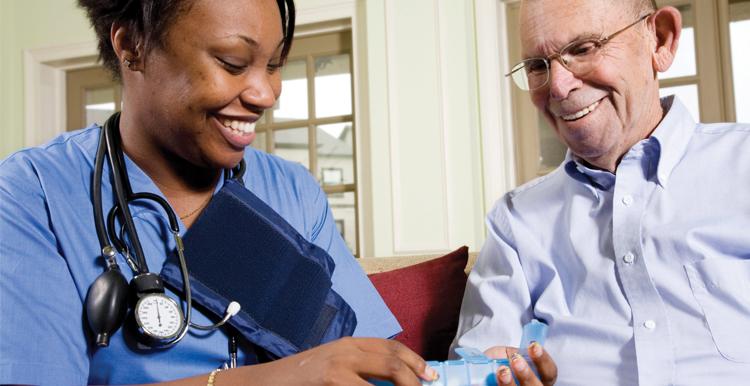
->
[484, 343, 557, 386]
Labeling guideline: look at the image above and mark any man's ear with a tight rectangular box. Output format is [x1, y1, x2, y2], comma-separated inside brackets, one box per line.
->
[650, 6, 682, 73]
[111, 22, 143, 71]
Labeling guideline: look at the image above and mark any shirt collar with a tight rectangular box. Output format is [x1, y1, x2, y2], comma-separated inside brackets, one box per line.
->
[564, 151, 615, 191]
[648, 95, 696, 187]
[564, 95, 695, 189]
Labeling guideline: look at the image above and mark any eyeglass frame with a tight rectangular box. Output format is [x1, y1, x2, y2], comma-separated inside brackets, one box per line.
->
[506, 12, 654, 91]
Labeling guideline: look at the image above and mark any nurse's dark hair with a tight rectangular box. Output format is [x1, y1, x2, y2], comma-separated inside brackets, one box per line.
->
[77, 0, 296, 80]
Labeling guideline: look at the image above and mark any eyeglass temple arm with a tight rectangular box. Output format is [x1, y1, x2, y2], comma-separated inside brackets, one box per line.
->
[604, 13, 653, 43]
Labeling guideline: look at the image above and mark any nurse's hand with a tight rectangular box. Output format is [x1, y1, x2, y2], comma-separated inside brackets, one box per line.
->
[251, 337, 437, 385]
[484, 344, 557, 386]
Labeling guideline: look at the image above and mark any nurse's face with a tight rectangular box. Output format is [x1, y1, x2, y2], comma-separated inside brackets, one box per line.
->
[133, 0, 284, 170]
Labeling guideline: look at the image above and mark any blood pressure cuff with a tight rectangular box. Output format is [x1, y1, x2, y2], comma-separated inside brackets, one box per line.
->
[160, 179, 357, 359]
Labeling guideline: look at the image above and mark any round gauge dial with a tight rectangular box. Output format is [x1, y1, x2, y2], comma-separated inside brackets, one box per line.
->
[134, 294, 184, 340]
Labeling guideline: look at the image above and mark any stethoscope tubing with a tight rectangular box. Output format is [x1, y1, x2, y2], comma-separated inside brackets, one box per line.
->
[92, 112, 243, 349]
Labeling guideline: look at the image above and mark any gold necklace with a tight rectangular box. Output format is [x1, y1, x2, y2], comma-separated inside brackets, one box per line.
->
[179, 194, 213, 220]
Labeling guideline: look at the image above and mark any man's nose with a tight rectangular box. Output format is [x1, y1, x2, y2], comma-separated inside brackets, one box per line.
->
[548, 59, 581, 101]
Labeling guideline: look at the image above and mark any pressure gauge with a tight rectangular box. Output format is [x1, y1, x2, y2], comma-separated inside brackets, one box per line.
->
[134, 293, 184, 341]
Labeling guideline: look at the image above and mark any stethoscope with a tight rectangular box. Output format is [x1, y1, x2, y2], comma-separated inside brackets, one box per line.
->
[84, 112, 243, 366]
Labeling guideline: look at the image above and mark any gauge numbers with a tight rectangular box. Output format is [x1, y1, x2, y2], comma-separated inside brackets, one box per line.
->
[134, 294, 183, 340]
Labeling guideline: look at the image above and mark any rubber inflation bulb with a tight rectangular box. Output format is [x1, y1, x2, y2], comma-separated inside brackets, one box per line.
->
[85, 267, 129, 347]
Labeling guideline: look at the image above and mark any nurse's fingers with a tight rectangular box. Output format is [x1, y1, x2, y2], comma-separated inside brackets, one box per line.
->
[349, 338, 437, 382]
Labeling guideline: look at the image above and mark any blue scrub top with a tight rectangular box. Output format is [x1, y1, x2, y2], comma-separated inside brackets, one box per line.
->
[0, 126, 400, 385]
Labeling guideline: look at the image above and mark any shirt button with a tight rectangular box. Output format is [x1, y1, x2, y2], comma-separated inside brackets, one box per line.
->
[643, 320, 657, 330]
[623, 252, 635, 264]
[622, 195, 634, 206]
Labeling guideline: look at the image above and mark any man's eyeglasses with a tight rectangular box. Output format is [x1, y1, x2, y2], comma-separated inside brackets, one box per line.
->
[506, 13, 653, 91]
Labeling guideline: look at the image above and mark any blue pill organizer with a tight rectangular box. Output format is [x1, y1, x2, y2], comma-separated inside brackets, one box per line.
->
[371, 319, 548, 386]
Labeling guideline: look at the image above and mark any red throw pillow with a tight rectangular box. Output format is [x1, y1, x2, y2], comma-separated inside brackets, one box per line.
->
[367, 246, 469, 361]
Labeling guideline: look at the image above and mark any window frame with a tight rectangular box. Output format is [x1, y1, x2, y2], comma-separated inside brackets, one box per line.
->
[255, 28, 361, 256]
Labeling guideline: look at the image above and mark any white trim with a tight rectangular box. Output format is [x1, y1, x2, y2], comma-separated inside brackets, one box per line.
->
[385, 0, 451, 254]
[434, 0, 453, 250]
[474, 0, 517, 213]
[296, 1, 355, 25]
[24, 41, 98, 147]
[383, 0, 404, 252]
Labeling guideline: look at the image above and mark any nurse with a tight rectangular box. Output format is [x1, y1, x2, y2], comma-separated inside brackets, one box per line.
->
[0, 0, 436, 385]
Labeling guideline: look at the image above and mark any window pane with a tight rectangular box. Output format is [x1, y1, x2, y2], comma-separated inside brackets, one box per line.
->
[538, 117, 567, 171]
[273, 127, 310, 169]
[659, 5, 696, 79]
[317, 122, 354, 185]
[314, 54, 352, 118]
[329, 191, 357, 254]
[274, 60, 308, 122]
[660, 84, 700, 121]
[730, 0, 750, 122]
[251, 131, 267, 152]
[85, 87, 116, 127]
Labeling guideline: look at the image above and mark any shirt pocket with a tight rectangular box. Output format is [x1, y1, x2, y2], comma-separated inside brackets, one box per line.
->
[684, 258, 750, 362]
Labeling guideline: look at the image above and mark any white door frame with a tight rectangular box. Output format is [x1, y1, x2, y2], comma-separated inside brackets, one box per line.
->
[24, 41, 98, 147]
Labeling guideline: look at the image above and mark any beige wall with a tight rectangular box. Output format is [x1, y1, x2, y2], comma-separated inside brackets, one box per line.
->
[0, 0, 489, 257]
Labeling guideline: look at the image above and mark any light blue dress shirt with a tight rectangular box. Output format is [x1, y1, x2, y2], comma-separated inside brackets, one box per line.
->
[0, 126, 400, 385]
[453, 97, 750, 386]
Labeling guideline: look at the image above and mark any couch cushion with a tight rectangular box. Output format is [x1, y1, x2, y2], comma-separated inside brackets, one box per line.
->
[367, 246, 468, 360]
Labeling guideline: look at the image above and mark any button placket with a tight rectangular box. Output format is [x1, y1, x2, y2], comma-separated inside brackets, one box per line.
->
[611, 154, 674, 385]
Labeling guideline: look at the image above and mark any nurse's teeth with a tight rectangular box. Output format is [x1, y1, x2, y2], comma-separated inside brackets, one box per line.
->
[221, 119, 257, 135]
[562, 100, 600, 121]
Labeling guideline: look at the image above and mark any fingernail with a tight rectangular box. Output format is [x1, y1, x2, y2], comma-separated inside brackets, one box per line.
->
[497, 366, 513, 384]
[511, 353, 528, 372]
[529, 341, 543, 358]
[423, 365, 439, 381]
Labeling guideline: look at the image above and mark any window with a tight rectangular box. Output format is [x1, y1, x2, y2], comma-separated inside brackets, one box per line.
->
[253, 30, 360, 255]
[504, 0, 749, 184]
[658, 3, 701, 121]
[729, 0, 750, 122]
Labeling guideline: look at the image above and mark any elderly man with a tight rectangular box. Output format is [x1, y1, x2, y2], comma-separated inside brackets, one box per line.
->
[453, 0, 750, 385]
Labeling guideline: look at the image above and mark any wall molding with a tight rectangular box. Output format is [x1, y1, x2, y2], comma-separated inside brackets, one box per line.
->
[474, 0, 517, 212]
[24, 41, 98, 147]
[384, 0, 451, 254]
[434, 0, 454, 250]
[296, 1, 355, 26]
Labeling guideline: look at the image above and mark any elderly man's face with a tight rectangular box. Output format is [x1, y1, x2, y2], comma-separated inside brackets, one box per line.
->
[521, 0, 661, 169]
